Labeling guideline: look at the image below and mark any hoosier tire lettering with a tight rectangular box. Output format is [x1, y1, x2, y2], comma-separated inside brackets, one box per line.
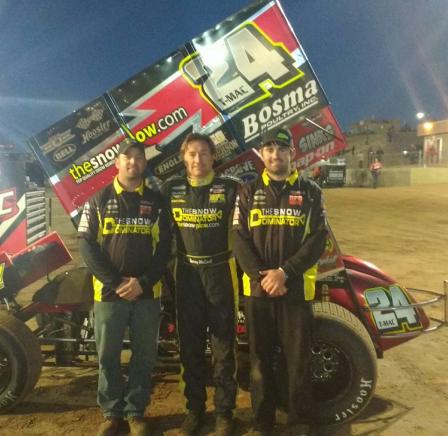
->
[334, 378, 374, 422]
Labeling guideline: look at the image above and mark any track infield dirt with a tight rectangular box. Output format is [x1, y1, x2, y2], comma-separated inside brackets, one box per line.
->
[0, 183, 447, 435]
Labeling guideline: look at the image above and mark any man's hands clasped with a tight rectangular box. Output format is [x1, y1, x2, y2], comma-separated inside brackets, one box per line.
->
[260, 268, 288, 297]
[116, 277, 143, 301]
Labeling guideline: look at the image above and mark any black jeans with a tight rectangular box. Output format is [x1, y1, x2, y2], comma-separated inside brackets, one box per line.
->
[245, 294, 313, 427]
[176, 258, 238, 415]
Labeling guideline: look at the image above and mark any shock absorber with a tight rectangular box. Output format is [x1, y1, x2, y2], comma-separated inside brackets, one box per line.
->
[321, 283, 330, 302]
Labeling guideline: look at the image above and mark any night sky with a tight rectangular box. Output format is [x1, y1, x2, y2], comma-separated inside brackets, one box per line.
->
[1, 0, 447, 148]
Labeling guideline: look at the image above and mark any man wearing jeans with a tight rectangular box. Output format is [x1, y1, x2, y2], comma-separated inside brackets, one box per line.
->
[78, 138, 170, 436]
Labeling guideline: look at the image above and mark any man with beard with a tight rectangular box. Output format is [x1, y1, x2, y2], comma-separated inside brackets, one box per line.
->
[232, 127, 327, 435]
[79, 138, 170, 436]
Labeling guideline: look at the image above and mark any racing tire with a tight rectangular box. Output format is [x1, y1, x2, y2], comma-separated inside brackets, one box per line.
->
[0, 312, 42, 413]
[309, 301, 377, 425]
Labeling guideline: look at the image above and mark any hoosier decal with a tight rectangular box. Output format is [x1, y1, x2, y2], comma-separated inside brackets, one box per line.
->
[334, 378, 374, 423]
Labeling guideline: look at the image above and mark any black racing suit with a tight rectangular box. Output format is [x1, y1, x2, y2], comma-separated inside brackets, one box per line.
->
[162, 172, 239, 416]
[232, 169, 327, 427]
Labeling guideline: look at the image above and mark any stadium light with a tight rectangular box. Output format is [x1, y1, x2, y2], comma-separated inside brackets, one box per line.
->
[423, 122, 433, 131]
[416, 112, 425, 120]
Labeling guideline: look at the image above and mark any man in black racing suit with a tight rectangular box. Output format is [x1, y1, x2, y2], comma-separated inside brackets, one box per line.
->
[232, 127, 327, 435]
[162, 132, 239, 436]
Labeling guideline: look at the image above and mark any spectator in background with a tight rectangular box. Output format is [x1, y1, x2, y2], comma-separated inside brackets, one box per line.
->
[311, 162, 327, 187]
[427, 145, 437, 165]
[369, 157, 383, 189]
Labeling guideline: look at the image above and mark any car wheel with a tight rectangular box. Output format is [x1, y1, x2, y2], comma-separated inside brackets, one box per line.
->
[310, 301, 377, 425]
[0, 312, 42, 413]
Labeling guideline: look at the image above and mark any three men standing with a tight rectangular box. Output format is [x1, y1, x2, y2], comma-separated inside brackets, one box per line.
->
[162, 133, 239, 436]
[79, 138, 171, 436]
[79, 128, 325, 435]
[233, 128, 327, 435]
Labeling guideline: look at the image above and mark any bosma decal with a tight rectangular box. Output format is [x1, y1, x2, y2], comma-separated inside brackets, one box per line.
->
[241, 78, 319, 142]
[0, 189, 18, 223]
[364, 285, 422, 334]
[180, 23, 303, 115]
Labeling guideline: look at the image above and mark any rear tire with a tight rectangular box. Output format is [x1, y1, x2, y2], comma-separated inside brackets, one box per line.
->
[0, 312, 42, 413]
[309, 302, 377, 425]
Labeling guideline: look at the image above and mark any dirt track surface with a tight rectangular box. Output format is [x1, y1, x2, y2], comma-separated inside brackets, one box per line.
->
[1, 183, 448, 435]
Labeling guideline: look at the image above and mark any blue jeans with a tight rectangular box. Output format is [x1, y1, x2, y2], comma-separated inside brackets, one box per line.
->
[94, 298, 161, 418]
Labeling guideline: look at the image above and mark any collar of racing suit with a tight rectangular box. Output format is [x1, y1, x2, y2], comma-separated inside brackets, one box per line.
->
[113, 176, 144, 195]
[261, 168, 299, 186]
[187, 170, 215, 187]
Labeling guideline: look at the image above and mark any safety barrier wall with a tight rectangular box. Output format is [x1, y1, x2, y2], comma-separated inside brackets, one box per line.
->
[346, 167, 448, 187]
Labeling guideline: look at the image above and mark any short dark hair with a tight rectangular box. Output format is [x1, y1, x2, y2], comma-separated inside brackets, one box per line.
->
[179, 133, 216, 158]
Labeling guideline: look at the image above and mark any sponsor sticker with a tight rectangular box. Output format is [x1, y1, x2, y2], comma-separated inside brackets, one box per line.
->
[139, 202, 153, 216]
[289, 190, 303, 206]
[209, 193, 225, 203]
[52, 143, 77, 162]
